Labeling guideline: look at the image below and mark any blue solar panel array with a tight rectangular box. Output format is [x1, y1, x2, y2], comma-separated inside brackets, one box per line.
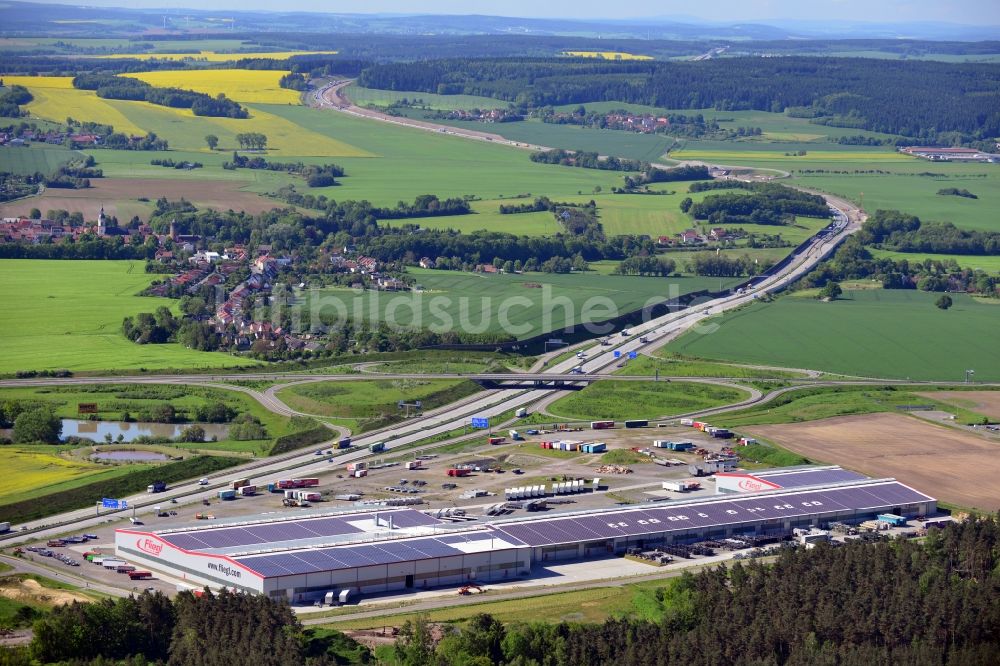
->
[492, 482, 931, 548]
[226, 482, 930, 578]
[161, 509, 440, 552]
[754, 468, 866, 489]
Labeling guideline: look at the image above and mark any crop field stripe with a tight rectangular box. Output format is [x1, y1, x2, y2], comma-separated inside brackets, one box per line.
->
[96, 50, 339, 62]
[120, 69, 302, 105]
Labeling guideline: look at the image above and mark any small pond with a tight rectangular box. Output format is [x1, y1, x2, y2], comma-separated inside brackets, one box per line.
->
[91, 449, 171, 462]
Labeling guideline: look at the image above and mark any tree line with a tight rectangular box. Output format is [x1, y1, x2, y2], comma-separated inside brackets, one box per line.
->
[859, 209, 1000, 255]
[389, 515, 1000, 666]
[72, 73, 248, 118]
[357, 56, 1000, 141]
[0, 83, 31, 117]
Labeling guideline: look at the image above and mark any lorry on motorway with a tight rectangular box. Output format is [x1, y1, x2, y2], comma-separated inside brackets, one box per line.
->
[639, 336, 649, 343]
[147, 481, 166, 493]
[0, 522, 10, 533]
[369, 442, 386, 453]
[337, 437, 352, 449]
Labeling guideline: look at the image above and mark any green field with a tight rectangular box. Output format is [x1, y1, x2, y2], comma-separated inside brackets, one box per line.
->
[0, 145, 82, 176]
[0, 445, 148, 506]
[300, 268, 738, 339]
[668, 289, 1000, 381]
[276, 378, 479, 430]
[869, 249, 1000, 273]
[618, 353, 807, 379]
[0, 260, 256, 374]
[382, 200, 562, 236]
[547, 380, 748, 420]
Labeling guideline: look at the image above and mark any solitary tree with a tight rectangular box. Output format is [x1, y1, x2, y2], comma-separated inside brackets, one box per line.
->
[935, 294, 953, 310]
[204, 134, 219, 151]
[818, 282, 843, 300]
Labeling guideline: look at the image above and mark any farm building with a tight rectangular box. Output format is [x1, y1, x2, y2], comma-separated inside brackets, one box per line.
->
[115, 476, 934, 603]
[714, 466, 866, 494]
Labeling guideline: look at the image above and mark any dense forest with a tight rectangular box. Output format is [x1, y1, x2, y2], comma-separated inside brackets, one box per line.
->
[687, 181, 831, 225]
[859, 209, 1000, 255]
[358, 57, 1000, 141]
[388, 515, 1000, 666]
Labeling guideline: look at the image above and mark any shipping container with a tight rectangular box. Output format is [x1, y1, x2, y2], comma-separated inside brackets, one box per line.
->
[217, 489, 236, 500]
[404, 461, 422, 470]
[624, 419, 649, 429]
[229, 478, 250, 490]
[877, 514, 907, 527]
[128, 571, 152, 580]
[447, 468, 471, 477]
[353, 469, 368, 478]
[591, 420, 615, 430]
[508, 429, 523, 440]
[237, 485, 257, 496]
[653, 440, 670, 448]
[680, 418, 694, 426]
[582, 442, 606, 453]
[711, 429, 733, 439]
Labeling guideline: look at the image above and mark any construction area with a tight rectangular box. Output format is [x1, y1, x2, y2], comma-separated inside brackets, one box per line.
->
[747, 412, 1000, 511]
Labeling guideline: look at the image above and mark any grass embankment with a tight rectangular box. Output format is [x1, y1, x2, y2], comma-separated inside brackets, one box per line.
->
[619, 353, 807, 379]
[716, 385, 992, 429]
[0, 455, 242, 524]
[547, 381, 748, 421]
[276, 379, 481, 433]
[668, 289, 1000, 381]
[0, 573, 100, 630]
[322, 575, 692, 632]
[0, 260, 256, 375]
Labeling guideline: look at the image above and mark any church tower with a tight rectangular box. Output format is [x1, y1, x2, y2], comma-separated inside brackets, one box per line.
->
[97, 206, 107, 236]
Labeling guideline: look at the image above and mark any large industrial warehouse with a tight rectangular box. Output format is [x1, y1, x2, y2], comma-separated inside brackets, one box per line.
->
[115, 472, 935, 602]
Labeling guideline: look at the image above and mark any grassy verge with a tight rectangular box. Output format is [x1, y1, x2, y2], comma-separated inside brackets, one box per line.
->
[716, 385, 991, 429]
[547, 381, 748, 421]
[622, 353, 807, 379]
[0, 455, 242, 525]
[276, 379, 482, 432]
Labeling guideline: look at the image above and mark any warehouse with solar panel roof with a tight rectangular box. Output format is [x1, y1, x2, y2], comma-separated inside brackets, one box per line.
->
[115, 466, 935, 603]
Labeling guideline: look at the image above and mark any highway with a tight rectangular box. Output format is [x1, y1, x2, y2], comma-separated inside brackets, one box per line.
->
[0, 192, 860, 546]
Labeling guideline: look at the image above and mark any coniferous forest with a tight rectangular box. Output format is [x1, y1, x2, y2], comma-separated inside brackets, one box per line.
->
[1, 515, 997, 665]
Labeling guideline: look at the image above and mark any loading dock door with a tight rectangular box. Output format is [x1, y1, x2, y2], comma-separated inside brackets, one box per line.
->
[405, 574, 414, 588]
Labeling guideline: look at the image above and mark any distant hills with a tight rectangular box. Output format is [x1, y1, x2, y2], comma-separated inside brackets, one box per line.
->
[1, 1, 998, 41]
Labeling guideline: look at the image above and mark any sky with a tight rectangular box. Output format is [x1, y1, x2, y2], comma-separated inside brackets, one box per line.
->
[28, 0, 1000, 25]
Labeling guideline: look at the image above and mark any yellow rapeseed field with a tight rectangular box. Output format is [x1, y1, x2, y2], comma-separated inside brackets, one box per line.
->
[2, 75, 147, 135]
[563, 51, 654, 61]
[2, 449, 106, 502]
[121, 69, 300, 104]
[98, 50, 337, 62]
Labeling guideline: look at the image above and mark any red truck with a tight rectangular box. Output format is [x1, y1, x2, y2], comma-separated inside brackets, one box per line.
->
[128, 571, 153, 580]
[446, 468, 471, 477]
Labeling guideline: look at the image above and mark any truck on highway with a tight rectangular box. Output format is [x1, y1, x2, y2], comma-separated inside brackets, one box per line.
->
[0, 522, 10, 533]
[639, 336, 649, 343]
[369, 442, 386, 453]
[337, 437, 352, 449]
[147, 481, 166, 493]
